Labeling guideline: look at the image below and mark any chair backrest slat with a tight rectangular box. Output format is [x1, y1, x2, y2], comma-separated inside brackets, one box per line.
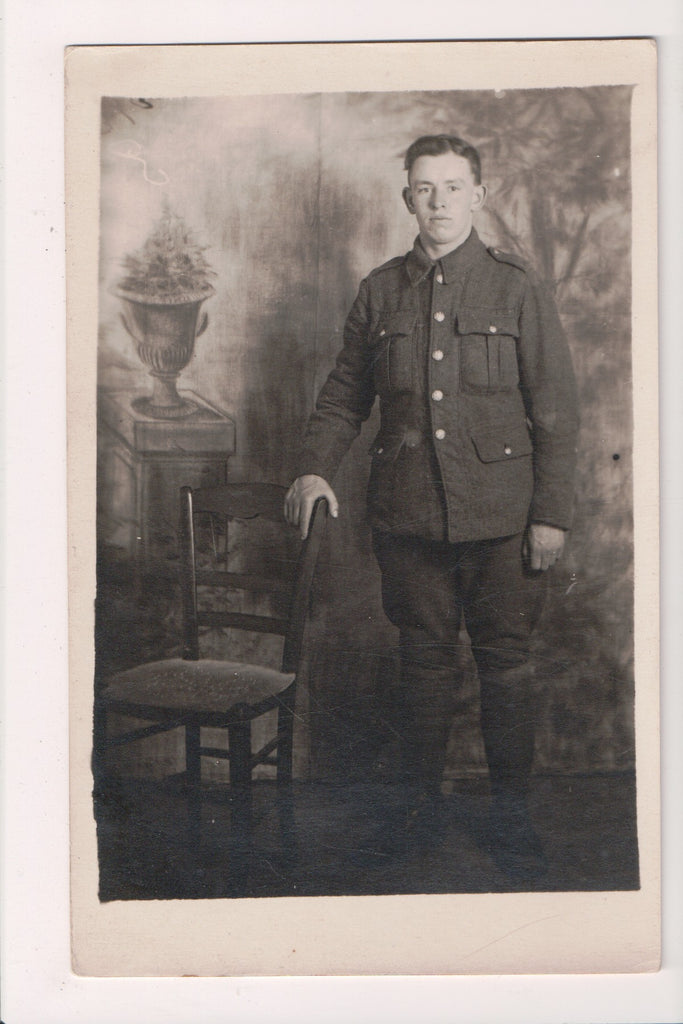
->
[196, 611, 289, 636]
[191, 482, 286, 522]
[195, 569, 290, 595]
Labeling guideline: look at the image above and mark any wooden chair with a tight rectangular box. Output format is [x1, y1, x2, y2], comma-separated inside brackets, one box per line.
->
[95, 482, 328, 851]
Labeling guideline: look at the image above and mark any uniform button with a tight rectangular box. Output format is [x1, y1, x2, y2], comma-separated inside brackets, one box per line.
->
[434, 311, 445, 322]
[431, 389, 443, 402]
[489, 324, 497, 333]
[435, 273, 444, 284]
[434, 428, 446, 440]
[379, 328, 386, 337]
[504, 445, 512, 455]
[432, 349, 444, 361]
[377, 447, 384, 454]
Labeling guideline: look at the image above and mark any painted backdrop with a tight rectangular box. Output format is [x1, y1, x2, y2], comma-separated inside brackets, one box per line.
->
[98, 87, 633, 780]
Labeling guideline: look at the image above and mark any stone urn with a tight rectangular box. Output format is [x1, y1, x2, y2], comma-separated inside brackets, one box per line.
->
[115, 284, 215, 419]
[113, 204, 217, 418]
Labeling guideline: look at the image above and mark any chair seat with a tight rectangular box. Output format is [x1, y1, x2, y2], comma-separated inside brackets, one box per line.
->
[103, 658, 296, 718]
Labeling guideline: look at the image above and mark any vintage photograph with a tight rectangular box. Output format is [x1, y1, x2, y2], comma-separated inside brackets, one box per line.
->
[66, 40, 659, 977]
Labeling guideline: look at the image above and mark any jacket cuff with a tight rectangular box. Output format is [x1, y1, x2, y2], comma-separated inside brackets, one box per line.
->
[529, 497, 574, 532]
[293, 451, 338, 483]
[530, 519, 569, 532]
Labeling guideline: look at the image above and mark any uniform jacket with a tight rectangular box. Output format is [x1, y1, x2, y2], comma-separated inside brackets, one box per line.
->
[296, 229, 579, 543]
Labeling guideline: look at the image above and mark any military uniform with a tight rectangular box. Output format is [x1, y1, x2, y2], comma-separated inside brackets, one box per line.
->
[297, 228, 579, 799]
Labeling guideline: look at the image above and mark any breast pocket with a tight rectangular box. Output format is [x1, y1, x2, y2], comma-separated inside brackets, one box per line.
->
[371, 311, 418, 394]
[456, 308, 520, 393]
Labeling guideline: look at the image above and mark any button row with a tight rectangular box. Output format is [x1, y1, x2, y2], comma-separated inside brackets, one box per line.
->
[430, 292, 446, 441]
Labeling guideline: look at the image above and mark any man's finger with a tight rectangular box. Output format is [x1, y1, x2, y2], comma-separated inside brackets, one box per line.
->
[283, 493, 298, 527]
[539, 548, 558, 572]
[529, 541, 546, 571]
[299, 498, 313, 540]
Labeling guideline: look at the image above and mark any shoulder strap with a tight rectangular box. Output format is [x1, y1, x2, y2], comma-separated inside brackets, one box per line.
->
[487, 246, 528, 272]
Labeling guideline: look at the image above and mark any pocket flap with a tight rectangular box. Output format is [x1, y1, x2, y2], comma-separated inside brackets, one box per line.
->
[471, 421, 532, 463]
[457, 308, 519, 338]
[376, 311, 417, 338]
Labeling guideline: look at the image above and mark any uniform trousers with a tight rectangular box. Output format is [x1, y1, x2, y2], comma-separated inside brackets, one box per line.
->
[372, 529, 548, 799]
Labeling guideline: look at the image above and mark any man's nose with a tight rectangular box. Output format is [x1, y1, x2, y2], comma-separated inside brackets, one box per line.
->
[430, 190, 447, 208]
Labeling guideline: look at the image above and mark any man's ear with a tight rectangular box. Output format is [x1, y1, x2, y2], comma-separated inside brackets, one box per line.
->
[471, 183, 487, 212]
[402, 186, 415, 214]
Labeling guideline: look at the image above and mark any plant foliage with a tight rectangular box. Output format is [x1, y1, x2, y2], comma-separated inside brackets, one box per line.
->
[117, 204, 216, 302]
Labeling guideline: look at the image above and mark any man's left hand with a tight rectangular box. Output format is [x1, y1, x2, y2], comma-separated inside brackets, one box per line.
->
[524, 523, 566, 571]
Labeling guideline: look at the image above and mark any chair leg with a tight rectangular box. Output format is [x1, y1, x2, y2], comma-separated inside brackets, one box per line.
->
[185, 717, 202, 847]
[228, 718, 252, 786]
[276, 699, 295, 785]
[276, 778, 297, 871]
[227, 718, 253, 889]
[275, 698, 297, 870]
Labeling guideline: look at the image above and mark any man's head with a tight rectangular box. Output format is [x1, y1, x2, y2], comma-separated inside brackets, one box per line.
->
[402, 134, 486, 259]
[404, 134, 482, 184]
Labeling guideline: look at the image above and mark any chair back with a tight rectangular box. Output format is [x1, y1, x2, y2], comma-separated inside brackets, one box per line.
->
[178, 483, 327, 673]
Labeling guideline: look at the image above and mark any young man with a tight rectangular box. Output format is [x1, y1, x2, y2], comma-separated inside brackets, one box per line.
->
[285, 134, 579, 878]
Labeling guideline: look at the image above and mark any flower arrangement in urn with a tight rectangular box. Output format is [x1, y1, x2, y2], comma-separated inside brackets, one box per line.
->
[113, 203, 216, 418]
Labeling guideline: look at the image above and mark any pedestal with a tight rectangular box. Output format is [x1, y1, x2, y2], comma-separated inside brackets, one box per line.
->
[98, 388, 236, 574]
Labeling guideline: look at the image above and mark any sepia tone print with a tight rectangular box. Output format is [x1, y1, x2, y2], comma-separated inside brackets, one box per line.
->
[93, 84, 638, 902]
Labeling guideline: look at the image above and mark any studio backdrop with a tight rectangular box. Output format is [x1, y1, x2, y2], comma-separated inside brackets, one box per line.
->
[97, 86, 634, 783]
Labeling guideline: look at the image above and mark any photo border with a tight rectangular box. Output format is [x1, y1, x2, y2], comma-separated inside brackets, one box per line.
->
[67, 38, 658, 979]
[3, 5, 682, 1022]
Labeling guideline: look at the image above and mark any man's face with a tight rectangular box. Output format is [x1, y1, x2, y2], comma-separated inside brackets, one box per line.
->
[403, 151, 486, 259]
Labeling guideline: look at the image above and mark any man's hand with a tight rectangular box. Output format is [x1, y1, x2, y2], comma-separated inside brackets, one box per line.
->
[523, 523, 566, 571]
[284, 475, 339, 539]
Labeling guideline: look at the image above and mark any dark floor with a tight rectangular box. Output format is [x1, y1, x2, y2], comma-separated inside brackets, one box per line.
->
[94, 554, 640, 901]
[96, 770, 639, 901]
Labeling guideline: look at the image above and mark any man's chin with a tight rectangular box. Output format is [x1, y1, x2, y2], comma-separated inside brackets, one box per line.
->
[425, 232, 459, 251]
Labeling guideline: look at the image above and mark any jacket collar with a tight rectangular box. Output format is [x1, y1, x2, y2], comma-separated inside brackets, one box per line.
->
[405, 227, 487, 286]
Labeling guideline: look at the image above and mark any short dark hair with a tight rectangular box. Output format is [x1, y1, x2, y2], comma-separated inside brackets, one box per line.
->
[404, 134, 482, 185]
